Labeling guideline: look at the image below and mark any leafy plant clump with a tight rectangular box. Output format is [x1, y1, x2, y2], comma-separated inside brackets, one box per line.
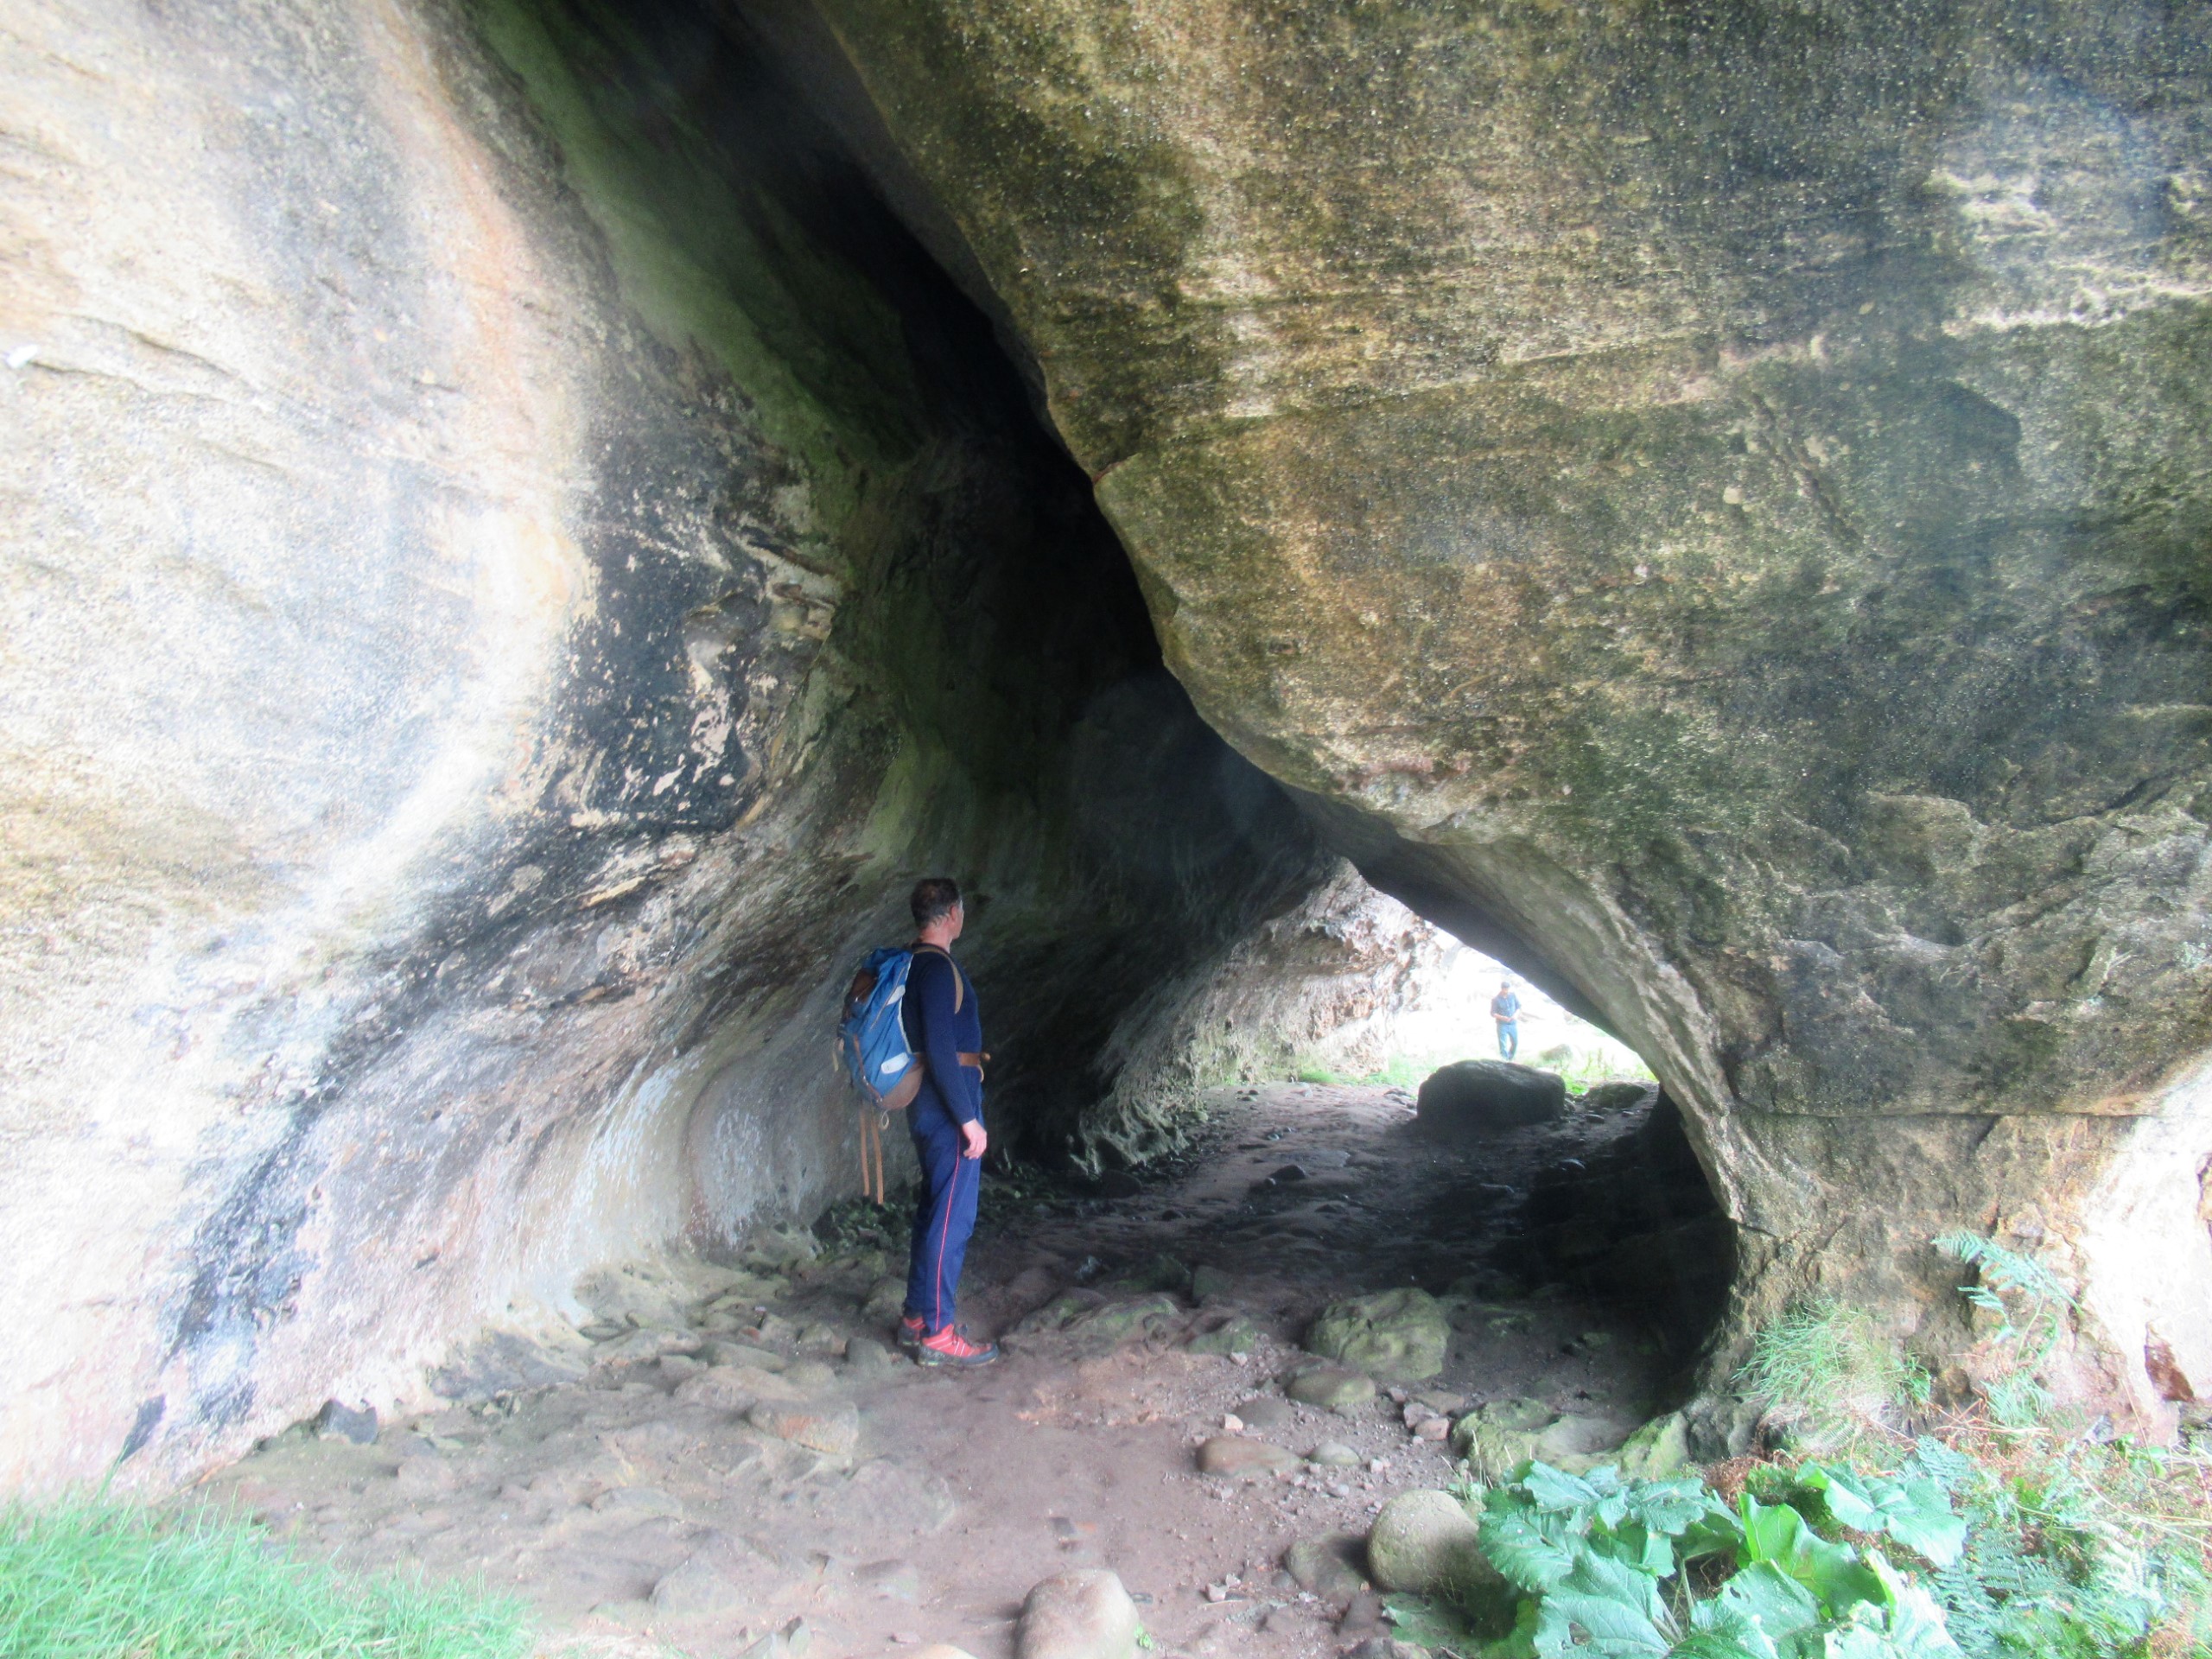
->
[0, 1497, 530, 1659]
[1440, 1459, 1967, 1657]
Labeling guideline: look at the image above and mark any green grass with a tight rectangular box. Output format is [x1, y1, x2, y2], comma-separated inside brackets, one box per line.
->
[0, 1497, 530, 1659]
[1736, 1298, 1930, 1456]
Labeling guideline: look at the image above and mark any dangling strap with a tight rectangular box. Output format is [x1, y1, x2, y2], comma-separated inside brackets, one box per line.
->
[909, 942, 963, 1014]
[860, 1104, 888, 1205]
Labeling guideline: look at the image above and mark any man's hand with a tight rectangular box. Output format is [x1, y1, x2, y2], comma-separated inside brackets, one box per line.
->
[960, 1121, 988, 1160]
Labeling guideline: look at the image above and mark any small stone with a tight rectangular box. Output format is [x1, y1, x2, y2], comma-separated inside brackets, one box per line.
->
[1309, 1441, 1361, 1466]
[1015, 1568, 1141, 1659]
[1222, 1413, 1245, 1433]
[659, 1352, 705, 1382]
[1234, 1395, 1294, 1428]
[748, 1401, 861, 1456]
[844, 1337, 894, 1376]
[796, 1321, 849, 1359]
[1365, 1490, 1503, 1599]
[1414, 1416, 1450, 1441]
[1197, 1436, 1301, 1479]
[315, 1400, 378, 1445]
[1283, 1532, 1368, 1599]
[1286, 1365, 1376, 1413]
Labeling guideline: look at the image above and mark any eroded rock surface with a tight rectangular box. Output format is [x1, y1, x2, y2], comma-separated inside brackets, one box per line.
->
[0, 0, 1446, 1489]
[796, 0, 2212, 1416]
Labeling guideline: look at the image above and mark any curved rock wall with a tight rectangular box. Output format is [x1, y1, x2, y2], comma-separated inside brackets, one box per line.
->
[793, 0, 2212, 1421]
[0, 0, 1392, 1491]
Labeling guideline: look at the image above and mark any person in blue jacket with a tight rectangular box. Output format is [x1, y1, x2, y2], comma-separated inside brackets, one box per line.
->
[896, 877, 1000, 1367]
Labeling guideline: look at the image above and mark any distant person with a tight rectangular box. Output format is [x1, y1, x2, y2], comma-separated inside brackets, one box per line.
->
[1491, 978, 1522, 1061]
[897, 878, 1000, 1368]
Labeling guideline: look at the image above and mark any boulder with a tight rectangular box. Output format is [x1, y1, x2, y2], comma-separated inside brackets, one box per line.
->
[1416, 1062, 1567, 1137]
[1186, 1314, 1261, 1357]
[1451, 1398, 1558, 1481]
[1580, 1081, 1659, 1115]
[1015, 1569, 1142, 1659]
[1306, 1289, 1450, 1381]
[1286, 1365, 1377, 1413]
[1364, 1490, 1501, 1599]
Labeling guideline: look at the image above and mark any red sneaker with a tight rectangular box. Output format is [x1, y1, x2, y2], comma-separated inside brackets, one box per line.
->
[897, 1313, 925, 1351]
[916, 1325, 1000, 1368]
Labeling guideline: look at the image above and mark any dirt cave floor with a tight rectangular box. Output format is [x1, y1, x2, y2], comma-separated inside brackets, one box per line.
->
[203, 1081, 1712, 1658]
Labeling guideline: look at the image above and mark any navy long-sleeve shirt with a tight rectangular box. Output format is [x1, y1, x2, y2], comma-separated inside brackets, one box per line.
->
[900, 947, 982, 1127]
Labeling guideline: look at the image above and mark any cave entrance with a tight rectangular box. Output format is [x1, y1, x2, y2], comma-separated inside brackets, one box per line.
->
[517, 0, 1734, 1395]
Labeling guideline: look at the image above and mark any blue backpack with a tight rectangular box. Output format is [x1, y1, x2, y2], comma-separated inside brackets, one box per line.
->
[840, 944, 962, 1202]
[839, 944, 963, 1113]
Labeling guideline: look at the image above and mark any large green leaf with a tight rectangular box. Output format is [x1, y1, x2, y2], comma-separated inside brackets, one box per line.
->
[1675, 1601, 1783, 1659]
[1534, 1553, 1671, 1657]
[1715, 1561, 1822, 1645]
[1625, 1478, 1725, 1540]
[1738, 1497, 1884, 1615]
[1483, 1501, 1585, 1593]
[1792, 1467, 1966, 1570]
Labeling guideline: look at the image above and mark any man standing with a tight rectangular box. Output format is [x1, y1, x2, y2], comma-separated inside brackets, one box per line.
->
[896, 878, 1000, 1368]
[1491, 978, 1522, 1062]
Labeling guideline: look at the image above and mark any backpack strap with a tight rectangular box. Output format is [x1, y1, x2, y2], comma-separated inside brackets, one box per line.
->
[909, 942, 964, 1014]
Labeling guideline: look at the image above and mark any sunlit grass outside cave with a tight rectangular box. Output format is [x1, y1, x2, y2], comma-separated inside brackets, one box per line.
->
[5, 0, 2212, 1657]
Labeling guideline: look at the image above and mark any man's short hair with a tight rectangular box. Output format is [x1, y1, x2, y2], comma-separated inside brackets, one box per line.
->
[911, 877, 962, 929]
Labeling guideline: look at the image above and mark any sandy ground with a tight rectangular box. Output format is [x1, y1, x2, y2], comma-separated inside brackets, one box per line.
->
[200, 1081, 1679, 1658]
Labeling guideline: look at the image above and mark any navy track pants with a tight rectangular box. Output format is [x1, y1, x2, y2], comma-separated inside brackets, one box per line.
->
[905, 1109, 980, 1334]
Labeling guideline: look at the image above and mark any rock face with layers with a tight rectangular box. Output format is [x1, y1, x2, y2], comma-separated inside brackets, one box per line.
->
[0, 0, 1446, 1491]
[798, 0, 2212, 1421]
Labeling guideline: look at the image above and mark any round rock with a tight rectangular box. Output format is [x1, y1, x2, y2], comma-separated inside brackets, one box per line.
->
[1015, 1568, 1142, 1659]
[1365, 1490, 1500, 1599]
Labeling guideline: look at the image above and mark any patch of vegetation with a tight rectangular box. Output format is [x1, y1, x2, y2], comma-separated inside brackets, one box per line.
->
[0, 1497, 528, 1659]
[1736, 1300, 1930, 1457]
[1405, 1458, 1967, 1656]
[1394, 1232, 2212, 1655]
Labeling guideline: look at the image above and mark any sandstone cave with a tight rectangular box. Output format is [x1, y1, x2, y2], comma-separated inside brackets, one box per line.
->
[5, 0, 2212, 1655]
